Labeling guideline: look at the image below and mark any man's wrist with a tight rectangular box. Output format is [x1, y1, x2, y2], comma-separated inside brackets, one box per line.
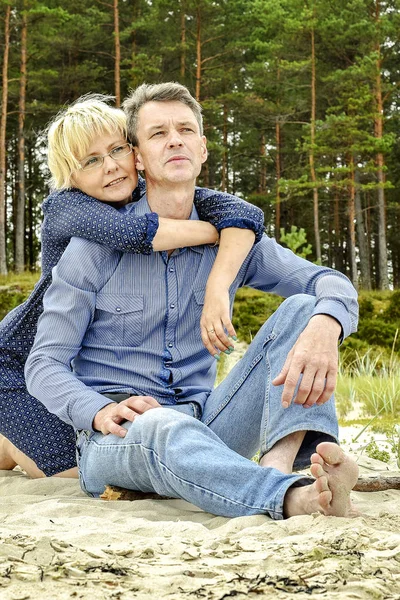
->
[310, 314, 342, 339]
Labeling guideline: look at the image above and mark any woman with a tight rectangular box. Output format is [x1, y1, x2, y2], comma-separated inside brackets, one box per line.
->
[0, 94, 264, 478]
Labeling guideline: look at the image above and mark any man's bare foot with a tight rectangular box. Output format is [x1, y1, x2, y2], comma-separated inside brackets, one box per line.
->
[0, 434, 18, 470]
[284, 442, 359, 518]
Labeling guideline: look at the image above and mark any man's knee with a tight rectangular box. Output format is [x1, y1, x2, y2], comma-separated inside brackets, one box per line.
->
[132, 407, 192, 437]
[279, 293, 316, 317]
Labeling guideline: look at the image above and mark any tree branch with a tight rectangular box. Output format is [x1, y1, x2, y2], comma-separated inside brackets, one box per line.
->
[201, 50, 231, 66]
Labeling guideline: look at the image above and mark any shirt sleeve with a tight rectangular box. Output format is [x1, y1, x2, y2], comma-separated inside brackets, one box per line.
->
[25, 238, 121, 431]
[239, 236, 359, 339]
[42, 186, 158, 255]
[194, 188, 265, 242]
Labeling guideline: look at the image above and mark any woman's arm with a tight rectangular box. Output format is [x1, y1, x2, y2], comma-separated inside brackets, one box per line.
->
[194, 188, 265, 242]
[200, 228, 255, 357]
[154, 217, 217, 250]
[43, 189, 218, 255]
[193, 189, 265, 356]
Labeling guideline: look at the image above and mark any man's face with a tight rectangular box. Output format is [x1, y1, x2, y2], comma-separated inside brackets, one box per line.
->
[134, 101, 207, 186]
[72, 133, 138, 206]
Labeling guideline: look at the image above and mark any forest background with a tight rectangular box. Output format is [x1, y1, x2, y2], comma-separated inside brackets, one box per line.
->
[0, 0, 400, 434]
[1, 0, 400, 288]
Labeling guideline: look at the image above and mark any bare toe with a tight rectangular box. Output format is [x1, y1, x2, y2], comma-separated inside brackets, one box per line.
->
[314, 442, 359, 517]
[310, 462, 324, 479]
[315, 442, 345, 466]
[310, 452, 324, 466]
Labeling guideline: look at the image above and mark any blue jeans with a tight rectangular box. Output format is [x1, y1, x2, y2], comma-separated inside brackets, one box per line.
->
[77, 294, 338, 519]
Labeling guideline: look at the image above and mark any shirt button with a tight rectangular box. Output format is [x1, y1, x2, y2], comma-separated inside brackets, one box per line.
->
[169, 268, 174, 272]
[168, 343, 173, 348]
[170, 304, 175, 309]
[116, 307, 122, 312]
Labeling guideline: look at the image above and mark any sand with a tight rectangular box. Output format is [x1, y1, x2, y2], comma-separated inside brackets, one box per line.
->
[0, 427, 399, 600]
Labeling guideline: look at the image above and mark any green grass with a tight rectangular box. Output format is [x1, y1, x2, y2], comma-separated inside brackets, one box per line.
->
[336, 346, 400, 419]
[0, 271, 40, 287]
[0, 272, 40, 320]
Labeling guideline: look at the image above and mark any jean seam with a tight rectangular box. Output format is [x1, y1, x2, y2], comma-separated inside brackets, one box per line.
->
[203, 352, 266, 426]
[151, 446, 280, 515]
[83, 439, 280, 516]
[269, 474, 311, 518]
[76, 431, 95, 497]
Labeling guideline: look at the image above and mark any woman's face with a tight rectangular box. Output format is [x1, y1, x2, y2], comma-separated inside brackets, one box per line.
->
[72, 133, 138, 206]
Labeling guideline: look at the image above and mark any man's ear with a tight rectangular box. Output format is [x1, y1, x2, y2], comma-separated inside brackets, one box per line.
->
[201, 136, 208, 164]
[134, 147, 145, 171]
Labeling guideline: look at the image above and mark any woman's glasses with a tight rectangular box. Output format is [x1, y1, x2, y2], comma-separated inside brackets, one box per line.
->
[79, 143, 133, 171]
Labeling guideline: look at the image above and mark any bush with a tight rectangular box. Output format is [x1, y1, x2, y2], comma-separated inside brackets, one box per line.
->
[356, 319, 400, 350]
[232, 288, 283, 343]
[358, 297, 375, 319]
[0, 273, 39, 321]
[383, 289, 400, 320]
[0, 286, 29, 320]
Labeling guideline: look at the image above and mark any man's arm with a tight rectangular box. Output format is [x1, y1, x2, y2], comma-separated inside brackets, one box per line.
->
[240, 236, 358, 408]
[25, 237, 159, 434]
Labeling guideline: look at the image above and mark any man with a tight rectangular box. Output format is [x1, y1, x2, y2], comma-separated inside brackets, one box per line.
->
[26, 82, 359, 520]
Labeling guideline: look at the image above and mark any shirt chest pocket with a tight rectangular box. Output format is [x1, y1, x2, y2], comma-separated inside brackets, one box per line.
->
[94, 294, 144, 347]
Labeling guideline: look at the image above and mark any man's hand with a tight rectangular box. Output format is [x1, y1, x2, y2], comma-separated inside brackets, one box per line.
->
[272, 315, 342, 409]
[93, 396, 161, 437]
[200, 285, 236, 357]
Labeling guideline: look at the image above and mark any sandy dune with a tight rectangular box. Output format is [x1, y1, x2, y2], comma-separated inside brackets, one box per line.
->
[0, 430, 399, 600]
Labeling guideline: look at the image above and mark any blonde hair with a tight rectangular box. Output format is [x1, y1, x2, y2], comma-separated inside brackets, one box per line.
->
[123, 82, 203, 146]
[47, 94, 127, 190]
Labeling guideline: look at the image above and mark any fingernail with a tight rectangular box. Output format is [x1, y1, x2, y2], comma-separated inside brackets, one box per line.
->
[229, 346, 234, 351]
[224, 350, 230, 355]
[231, 336, 238, 341]
[282, 401, 289, 409]
[214, 354, 220, 361]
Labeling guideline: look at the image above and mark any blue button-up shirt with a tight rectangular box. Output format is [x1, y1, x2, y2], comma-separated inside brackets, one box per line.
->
[25, 196, 358, 431]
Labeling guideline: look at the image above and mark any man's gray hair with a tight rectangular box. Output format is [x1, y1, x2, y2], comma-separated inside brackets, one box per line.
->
[123, 82, 203, 145]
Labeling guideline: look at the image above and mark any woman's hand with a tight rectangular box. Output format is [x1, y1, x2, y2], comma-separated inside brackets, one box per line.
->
[200, 285, 236, 358]
[200, 228, 254, 358]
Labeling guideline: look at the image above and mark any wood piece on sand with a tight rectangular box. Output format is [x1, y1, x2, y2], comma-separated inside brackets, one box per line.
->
[100, 486, 171, 501]
[353, 475, 400, 492]
[101, 476, 400, 502]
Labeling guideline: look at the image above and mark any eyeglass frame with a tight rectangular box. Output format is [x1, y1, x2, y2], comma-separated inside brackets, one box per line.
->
[78, 142, 134, 172]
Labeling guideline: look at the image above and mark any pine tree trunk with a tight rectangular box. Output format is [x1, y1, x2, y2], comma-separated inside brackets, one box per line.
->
[0, 4, 11, 275]
[195, 7, 201, 101]
[333, 184, 343, 272]
[131, 0, 137, 81]
[354, 171, 371, 290]
[259, 132, 266, 193]
[15, 5, 27, 274]
[114, 0, 121, 106]
[221, 104, 228, 192]
[348, 156, 358, 288]
[27, 140, 34, 269]
[275, 122, 281, 242]
[180, 4, 186, 78]
[309, 23, 321, 263]
[374, 0, 389, 289]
